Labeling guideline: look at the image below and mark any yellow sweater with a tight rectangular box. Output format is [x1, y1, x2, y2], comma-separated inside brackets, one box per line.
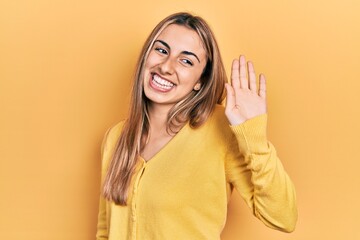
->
[96, 105, 297, 240]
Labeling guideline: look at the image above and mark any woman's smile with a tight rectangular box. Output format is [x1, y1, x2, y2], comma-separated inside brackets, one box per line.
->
[149, 73, 176, 92]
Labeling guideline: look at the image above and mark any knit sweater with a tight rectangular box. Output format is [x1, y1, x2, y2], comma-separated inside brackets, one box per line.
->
[96, 105, 297, 240]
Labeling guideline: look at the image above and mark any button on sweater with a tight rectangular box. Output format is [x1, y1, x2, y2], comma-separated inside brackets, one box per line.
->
[96, 105, 297, 240]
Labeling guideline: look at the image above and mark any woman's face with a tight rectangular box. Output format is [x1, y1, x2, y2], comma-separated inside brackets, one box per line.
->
[143, 24, 207, 108]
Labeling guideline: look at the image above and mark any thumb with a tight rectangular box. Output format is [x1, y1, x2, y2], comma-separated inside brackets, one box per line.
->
[225, 83, 235, 110]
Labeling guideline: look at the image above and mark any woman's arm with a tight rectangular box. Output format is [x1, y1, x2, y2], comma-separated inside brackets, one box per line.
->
[96, 128, 112, 240]
[225, 114, 297, 232]
[224, 55, 297, 232]
[96, 196, 109, 240]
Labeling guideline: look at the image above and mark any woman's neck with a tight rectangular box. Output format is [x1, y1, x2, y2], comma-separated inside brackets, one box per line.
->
[147, 103, 173, 133]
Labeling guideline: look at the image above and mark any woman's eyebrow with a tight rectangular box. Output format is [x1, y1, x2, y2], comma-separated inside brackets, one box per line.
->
[155, 40, 170, 50]
[154, 39, 200, 63]
[182, 51, 200, 63]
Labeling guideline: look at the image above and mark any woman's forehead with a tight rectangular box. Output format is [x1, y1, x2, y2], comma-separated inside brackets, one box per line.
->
[155, 24, 206, 58]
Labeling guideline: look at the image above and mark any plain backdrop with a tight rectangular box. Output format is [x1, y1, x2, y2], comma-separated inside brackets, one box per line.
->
[1, 0, 359, 239]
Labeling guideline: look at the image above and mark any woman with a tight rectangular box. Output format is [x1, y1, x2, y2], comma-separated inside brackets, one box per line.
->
[96, 12, 297, 239]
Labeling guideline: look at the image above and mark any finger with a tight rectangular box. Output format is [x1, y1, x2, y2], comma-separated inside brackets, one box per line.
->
[225, 83, 236, 109]
[239, 55, 248, 89]
[247, 61, 257, 92]
[231, 59, 240, 90]
[259, 74, 266, 98]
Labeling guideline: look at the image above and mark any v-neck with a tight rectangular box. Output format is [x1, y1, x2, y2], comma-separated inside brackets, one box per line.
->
[139, 122, 189, 163]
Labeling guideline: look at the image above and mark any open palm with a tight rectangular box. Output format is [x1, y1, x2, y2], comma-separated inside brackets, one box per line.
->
[225, 55, 267, 125]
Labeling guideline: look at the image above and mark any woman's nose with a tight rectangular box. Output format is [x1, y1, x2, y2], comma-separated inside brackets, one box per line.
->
[159, 57, 175, 75]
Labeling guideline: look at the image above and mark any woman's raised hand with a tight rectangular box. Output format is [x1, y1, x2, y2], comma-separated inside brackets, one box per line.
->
[225, 55, 267, 125]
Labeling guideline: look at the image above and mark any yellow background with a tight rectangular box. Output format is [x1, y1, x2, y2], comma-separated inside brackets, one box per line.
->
[1, 0, 359, 239]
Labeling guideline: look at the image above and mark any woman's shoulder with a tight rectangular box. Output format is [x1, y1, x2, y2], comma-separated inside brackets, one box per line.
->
[200, 104, 233, 138]
[105, 120, 126, 144]
[100, 120, 125, 168]
[208, 104, 229, 127]
[212, 104, 226, 117]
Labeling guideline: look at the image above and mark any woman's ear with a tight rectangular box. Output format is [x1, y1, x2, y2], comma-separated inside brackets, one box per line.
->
[193, 82, 201, 91]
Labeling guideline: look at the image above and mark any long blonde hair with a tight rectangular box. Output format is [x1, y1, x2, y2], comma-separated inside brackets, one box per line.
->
[103, 12, 227, 205]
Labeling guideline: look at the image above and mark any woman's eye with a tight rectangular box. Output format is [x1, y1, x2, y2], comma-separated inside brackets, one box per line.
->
[181, 59, 193, 66]
[155, 47, 168, 54]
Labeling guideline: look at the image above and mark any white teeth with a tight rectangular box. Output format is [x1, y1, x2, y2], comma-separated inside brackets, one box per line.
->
[152, 74, 174, 90]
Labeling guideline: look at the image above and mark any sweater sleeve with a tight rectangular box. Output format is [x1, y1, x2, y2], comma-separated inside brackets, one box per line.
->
[225, 114, 298, 232]
[96, 127, 112, 240]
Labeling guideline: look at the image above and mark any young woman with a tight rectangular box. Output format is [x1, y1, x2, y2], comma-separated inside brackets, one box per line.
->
[96, 12, 297, 240]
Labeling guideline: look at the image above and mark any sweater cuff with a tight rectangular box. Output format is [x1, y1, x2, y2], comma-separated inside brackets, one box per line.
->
[229, 114, 269, 154]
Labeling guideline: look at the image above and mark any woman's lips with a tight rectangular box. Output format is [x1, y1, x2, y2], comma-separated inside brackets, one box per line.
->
[149, 73, 175, 92]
